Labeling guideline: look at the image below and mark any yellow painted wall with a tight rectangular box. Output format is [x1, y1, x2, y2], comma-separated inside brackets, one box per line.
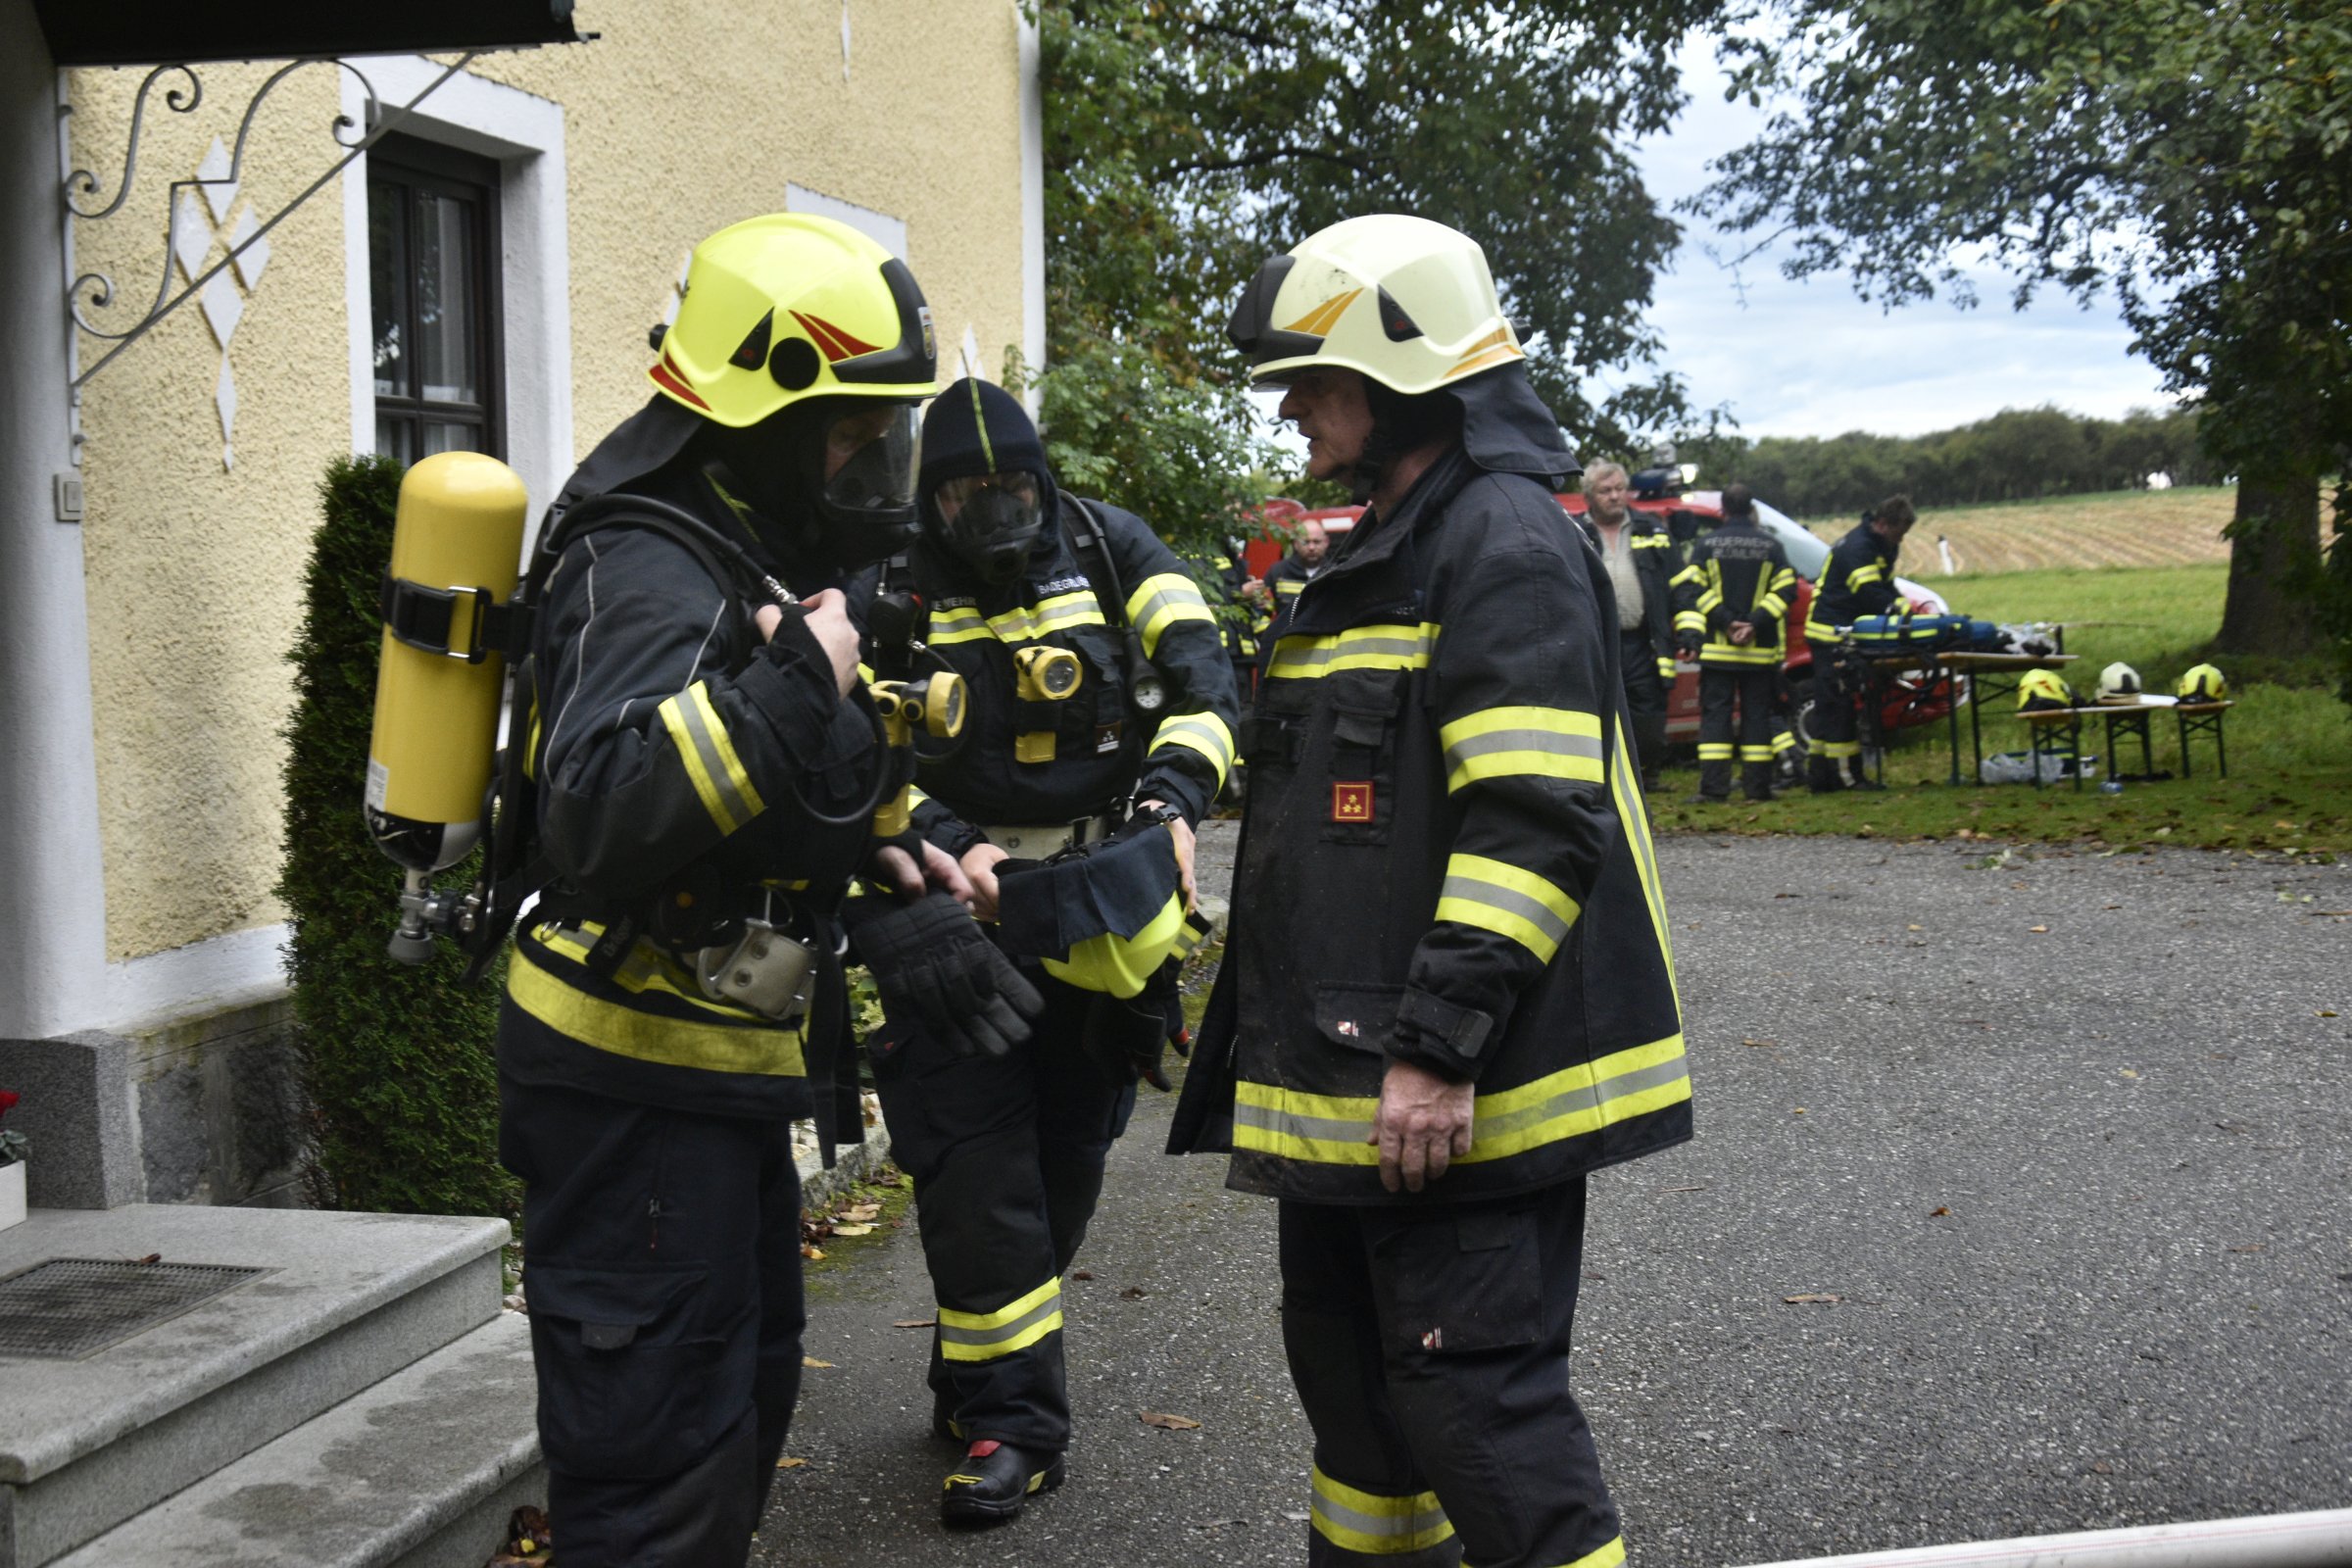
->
[72, 1, 1031, 963]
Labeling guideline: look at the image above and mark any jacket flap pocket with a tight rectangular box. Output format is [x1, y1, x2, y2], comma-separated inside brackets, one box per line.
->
[1332, 709, 1389, 747]
[525, 1263, 708, 1348]
[1313, 983, 1404, 1054]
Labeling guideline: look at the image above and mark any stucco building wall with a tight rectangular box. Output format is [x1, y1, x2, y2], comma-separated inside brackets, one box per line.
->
[65, 1, 1035, 974]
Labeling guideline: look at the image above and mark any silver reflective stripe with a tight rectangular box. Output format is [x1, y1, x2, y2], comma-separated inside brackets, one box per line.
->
[673, 691, 760, 829]
[1273, 631, 1432, 672]
[935, 1294, 1061, 1351]
[1234, 1098, 1369, 1146]
[1313, 1493, 1450, 1544]
[1442, 727, 1603, 771]
[1472, 1053, 1690, 1144]
[1439, 869, 1574, 952]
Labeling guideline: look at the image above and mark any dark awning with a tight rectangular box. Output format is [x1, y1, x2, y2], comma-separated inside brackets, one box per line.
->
[33, 0, 582, 69]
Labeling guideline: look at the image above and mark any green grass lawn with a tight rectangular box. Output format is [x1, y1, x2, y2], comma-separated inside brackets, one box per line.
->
[1647, 561, 2352, 858]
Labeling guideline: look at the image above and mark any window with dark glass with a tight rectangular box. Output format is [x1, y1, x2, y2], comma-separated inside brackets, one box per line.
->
[368, 137, 503, 465]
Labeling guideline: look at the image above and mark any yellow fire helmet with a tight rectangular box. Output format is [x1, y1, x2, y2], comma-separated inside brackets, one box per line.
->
[2177, 662, 2228, 702]
[2017, 668, 2075, 710]
[994, 818, 1208, 1000]
[1226, 214, 1523, 394]
[650, 214, 940, 427]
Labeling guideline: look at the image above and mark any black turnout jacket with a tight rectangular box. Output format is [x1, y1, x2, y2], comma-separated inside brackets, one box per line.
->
[1171, 374, 1691, 1205]
[876, 491, 1240, 843]
[496, 398, 882, 1132]
[1806, 520, 1903, 644]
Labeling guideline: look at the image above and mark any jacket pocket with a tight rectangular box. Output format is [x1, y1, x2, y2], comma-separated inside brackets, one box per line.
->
[1368, 1205, 1544, 1356]
[522, 1261, 734, 1479]
[1319, 667, 1404, 846]
[1313, 982, 1404, 1056]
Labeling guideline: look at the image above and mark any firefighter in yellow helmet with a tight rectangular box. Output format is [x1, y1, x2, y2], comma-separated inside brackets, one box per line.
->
[858, 376, 1240, 1521]
[1174, 214, 1690, 1568]
[496, 215, 1039, 1567]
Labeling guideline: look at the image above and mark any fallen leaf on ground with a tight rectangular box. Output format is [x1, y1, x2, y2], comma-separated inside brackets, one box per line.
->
[2029, 925, 2049, 933]
[894, 1318, 936, 1329]
[2320, 1010, 2340, 1018]
[777, 1456, 810, 1469]
[1121, 1286, 1150, 1299]
[1784, 1293, 1841, 1304]
[1741, 1038, 1777, 1048]
[130, 1253, 162, 1265]
[2229, 1244, 2266, 1253]
[2119, 1068, 2140, 1079]
[1141, 1411, 1202, 1430]
[1929, 1206, 1950, 1217]
[842, 1203, 881, 1222]
[801, 1245, 825, 1260]
[831, 1224, 875, 1237]
[1071, 1269, 1096, 1280]
[1906, 923, 1923, 932]
[1791, 1107, 1807, 1115]
[803, 1356, 834, 1368]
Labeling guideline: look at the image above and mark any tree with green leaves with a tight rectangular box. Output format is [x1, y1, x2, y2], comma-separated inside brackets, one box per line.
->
[1031, 0, 1736, 549]
[1698, 0, 2352, 691]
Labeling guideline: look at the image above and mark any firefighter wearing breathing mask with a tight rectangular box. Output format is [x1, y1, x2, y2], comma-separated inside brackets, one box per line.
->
[494, 216, 1036, 1568]
[860, 376, 1241, 1524]
[1174, 215, 1691, 1568]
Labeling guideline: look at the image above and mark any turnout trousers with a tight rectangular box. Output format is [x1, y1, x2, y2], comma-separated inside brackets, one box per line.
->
[1806, 644, 1868, 790]
[499, 1077, 807, 1568]
[1616, 627, 1669, 788]
[872, 968, 1137, 1453]
[1698, 662, 1779, 800]
[1279, 1179, 1625, 1568]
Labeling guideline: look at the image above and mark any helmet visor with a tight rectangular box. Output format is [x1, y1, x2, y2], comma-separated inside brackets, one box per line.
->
[820, 402, 921, 517]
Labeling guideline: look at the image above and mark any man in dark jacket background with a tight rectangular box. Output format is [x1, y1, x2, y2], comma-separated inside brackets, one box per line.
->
[1180, 214, 1690, 1568]
[1575, 458, 1681, 791]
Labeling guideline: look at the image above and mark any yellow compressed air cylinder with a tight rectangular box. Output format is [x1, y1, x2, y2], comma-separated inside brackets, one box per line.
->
[366, 452, 528, 873]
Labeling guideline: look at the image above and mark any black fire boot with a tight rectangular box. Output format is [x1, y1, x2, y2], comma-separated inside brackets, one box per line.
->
[942, 1440, 1065, 1525]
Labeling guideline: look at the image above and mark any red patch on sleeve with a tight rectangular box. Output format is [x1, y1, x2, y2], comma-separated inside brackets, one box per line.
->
[1332, 781, 1374, 822]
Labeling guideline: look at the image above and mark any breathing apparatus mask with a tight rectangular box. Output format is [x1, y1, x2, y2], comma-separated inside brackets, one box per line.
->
[932, 469, 1048, 585]
[703, 395, 922, 570]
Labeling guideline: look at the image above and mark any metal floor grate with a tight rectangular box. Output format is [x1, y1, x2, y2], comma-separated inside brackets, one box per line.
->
[0, 1258, 270, 1359]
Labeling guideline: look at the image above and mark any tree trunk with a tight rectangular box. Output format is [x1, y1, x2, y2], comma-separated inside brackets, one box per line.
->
[2214, 470, 2323, 657]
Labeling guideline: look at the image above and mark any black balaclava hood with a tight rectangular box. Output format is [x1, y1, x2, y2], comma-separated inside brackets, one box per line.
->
[1348, 362, 1580, 504]
[917, 377, 1056, 585]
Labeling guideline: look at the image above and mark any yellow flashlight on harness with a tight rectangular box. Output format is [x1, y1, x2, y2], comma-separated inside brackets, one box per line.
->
[366, 451, 529, 962]
[1013, 645, 1081, 763]
[870, 671, 968, 836]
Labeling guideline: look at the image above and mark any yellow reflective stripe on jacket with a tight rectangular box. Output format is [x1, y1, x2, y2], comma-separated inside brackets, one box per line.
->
[1152, 710, 1237, 787]
[1438, 706, 1604, 793]
[1609, 715, 1680, 1001]
[1124, 571, 1216, 659]
[1847, 564, 1886, 588]
[1265, 621, 1440, 680]
[1041, 891, 1186, 1000]
[1433, 852, 1581, 963]
[928, 606, 991, 646]
[1655, 656, 1680, 681]
[1275, 577, 1305, 600]
[928, 592, 1108, 648]
[657, 681, 766, 835]
[1310, 1468, 1455, 1556]
[1674, 611, 1707, 634]
[531, 921, 746, 1020]
[1804, 620, 1846, 645]
[1233, 1032, 1691, 1167]
[508, 941, 808, 1077]
[1698, 643, 1781, 665]
[937, 1276, 1063, 1363]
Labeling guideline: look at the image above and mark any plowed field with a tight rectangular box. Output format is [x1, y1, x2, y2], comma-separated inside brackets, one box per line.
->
[1804, 485, 2235, 575]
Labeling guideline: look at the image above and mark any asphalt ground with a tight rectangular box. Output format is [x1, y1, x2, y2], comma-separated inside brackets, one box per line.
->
[758, 823, 2352, 1567]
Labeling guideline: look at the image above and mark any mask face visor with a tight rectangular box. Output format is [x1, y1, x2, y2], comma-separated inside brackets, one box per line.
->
[820, 402, 921, 518]
[936, 471, 1046, 583]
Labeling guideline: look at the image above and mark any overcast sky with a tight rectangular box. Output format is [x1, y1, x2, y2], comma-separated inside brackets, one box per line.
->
[1614, 39, 2176, 440]
[1254, 39, 2177, 453]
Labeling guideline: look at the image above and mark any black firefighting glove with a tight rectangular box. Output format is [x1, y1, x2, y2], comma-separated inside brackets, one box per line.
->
[842, 892, 1044, 1058]
[1079, 989, 1176, 1091]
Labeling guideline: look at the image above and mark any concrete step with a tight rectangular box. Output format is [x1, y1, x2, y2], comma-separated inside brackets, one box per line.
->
[50, 1313, 542, 1568]
[0, 1204, 509, 1568]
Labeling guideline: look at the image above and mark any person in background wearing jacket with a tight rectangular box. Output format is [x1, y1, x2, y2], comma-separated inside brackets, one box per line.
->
[1177, 214, 1690, 1568]
[1803, 495, 1916, 793]
[498, 215, 1030, 1568]
[1262, 515, 1330, 637]
[1575, 459, 1681, 791]
[1670, 482, 1796, 804]
[864, 378, 1241, 1525]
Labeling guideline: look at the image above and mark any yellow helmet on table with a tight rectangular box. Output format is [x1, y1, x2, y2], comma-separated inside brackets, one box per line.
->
[2176, 663, 2227, 702]
[2018, 668, 2074, 710]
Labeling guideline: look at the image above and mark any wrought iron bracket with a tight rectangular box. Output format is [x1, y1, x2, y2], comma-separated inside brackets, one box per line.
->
[63, 52, 481, 391]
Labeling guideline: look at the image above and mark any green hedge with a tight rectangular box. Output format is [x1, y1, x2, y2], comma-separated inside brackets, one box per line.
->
[275, 455, 516, 1220]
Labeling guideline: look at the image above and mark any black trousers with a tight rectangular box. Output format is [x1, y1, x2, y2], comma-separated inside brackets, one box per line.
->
[1807, 644, 1868, 789]
[872, 969, 1137, 1453]
[499, 1078, 807, 1568]
[1617, 628, 1668, 785]
[1698, 662, 1779, 800]
[1279, 1179, 1623, 1568]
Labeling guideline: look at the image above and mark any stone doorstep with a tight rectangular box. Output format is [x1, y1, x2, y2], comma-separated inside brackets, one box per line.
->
[0, 1205, 508, 1488]
[48, 1314, 543, 1568]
